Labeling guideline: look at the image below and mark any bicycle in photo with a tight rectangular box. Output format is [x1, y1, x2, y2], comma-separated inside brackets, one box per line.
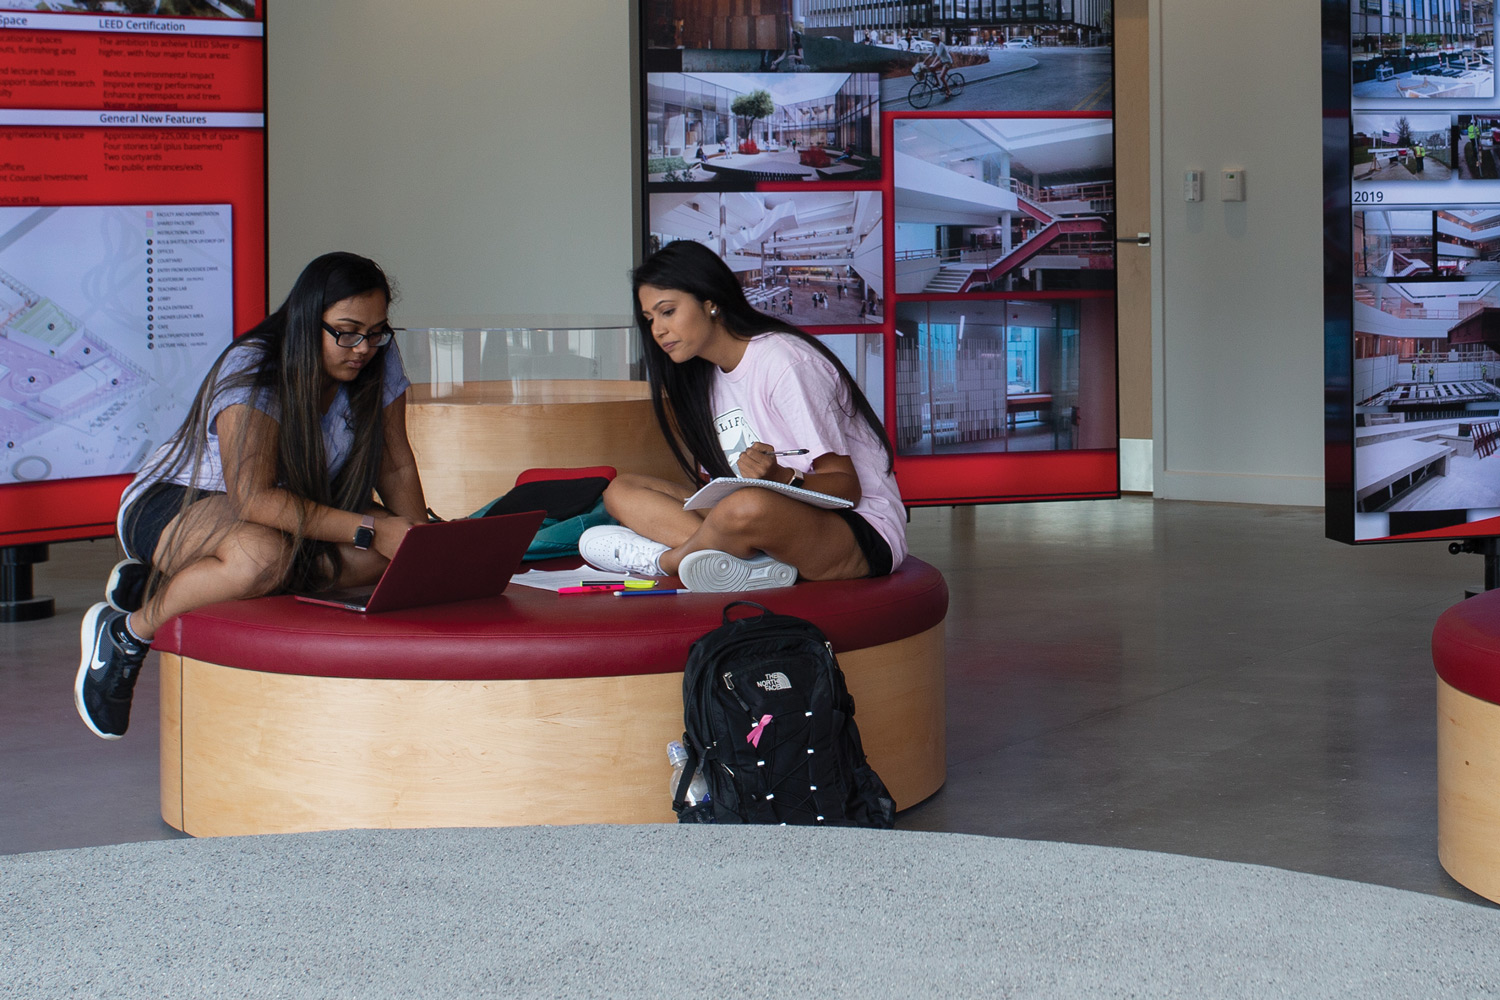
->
[908, 65, 966, 108]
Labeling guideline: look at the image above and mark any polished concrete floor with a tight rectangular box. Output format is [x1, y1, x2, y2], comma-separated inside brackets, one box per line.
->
[2, 497, 1490, 906]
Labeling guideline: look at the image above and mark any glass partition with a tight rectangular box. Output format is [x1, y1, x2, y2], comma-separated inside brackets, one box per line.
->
[395, 316, 642, 402]
[393, 317, 679, 519]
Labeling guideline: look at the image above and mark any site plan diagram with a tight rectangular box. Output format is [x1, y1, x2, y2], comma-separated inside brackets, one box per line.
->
[0, 205, 231, 483]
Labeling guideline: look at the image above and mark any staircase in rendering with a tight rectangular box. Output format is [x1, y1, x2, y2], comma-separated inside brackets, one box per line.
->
[922, 195, 1108, 293]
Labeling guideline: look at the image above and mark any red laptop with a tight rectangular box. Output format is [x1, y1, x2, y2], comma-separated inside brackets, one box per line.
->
[296, 509, 546, 613]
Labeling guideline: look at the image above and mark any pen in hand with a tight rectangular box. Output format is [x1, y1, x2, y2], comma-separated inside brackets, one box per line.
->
[772, 449, 809, 456]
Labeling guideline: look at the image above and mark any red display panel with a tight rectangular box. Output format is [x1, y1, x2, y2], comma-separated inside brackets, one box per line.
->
[0, 6, 265, 545]
[639, 7, 1119, 507]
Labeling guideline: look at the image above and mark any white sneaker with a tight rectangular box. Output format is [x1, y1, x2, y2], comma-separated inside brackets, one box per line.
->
[579, 525, 670, 576]
[678, 549, 798, 592]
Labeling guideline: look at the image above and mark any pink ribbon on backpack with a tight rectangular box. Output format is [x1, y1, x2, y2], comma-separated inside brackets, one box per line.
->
[747, 714, 773, 748]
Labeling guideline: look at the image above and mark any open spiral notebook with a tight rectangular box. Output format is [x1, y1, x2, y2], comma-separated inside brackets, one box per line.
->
[682, 477, 854, 511]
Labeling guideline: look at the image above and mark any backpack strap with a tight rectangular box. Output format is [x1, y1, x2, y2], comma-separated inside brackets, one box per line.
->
[672, 741, 701, 814]
[721, 600, 772, 625]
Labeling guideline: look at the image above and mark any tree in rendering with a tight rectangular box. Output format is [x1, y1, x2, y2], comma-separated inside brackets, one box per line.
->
[731, 90, 776, 150]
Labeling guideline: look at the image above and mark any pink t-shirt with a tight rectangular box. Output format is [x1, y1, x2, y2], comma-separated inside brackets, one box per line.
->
[710, 332, 907, 569]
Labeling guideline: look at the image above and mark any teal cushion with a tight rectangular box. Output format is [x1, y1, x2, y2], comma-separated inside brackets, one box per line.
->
[519, 499, 617, 562]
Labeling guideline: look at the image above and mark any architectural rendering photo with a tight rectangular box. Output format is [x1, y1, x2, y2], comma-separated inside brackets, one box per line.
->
[645, 72, 879, 184]
[648, 0, 1110, 53]
[818, 331, 886, 422]
[799, 0, 1110, 49]
[643, 1, 1111, 112]
[648, 190, 884, 324]
[1355, 210, 1436, 277]
[894, 296, 1115, 456]
[1353, 280, 1500, 513]
[875, 13, 1113, 111]
[894, 116, 1114, 294]
[1352, 0, 1495, 101]
[1438, 208, 1500, 275]
[645, 0, 798, 51]
[1352, 113, 1453, 181]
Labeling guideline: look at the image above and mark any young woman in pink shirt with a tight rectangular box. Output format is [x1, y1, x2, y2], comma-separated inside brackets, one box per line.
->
[581, 241, 905, 592]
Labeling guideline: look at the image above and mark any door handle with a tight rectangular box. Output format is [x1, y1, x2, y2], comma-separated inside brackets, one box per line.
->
[1114, 233, 1151, 247]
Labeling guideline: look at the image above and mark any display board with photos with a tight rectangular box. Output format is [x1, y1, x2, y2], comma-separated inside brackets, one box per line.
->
[1325, 0, 1500, 542]
[640, 1, 1118, 507]
[0, 1, 266, 546]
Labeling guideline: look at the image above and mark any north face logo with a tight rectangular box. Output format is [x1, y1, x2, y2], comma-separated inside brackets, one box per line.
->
[756, 672, 792, 691]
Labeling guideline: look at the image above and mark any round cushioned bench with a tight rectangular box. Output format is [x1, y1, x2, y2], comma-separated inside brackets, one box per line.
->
[151, 559, 948, 837]
[1432, 589, 1500, 903]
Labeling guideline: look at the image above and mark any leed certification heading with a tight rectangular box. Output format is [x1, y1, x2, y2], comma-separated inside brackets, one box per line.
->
[0, 12, 263, 38]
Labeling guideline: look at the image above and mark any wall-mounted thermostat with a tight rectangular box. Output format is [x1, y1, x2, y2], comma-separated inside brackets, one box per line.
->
[1221, 168, 1245, 202]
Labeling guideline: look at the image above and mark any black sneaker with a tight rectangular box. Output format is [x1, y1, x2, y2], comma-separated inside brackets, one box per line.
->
[75, 602, 149, 740]
[105, 558, 148, 613]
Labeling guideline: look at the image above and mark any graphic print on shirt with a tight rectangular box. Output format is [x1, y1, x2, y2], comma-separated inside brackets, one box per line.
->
[715, 407, 758, 469]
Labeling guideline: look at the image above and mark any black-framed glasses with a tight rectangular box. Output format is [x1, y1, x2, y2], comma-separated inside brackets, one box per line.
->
[321, 321, 395, 349]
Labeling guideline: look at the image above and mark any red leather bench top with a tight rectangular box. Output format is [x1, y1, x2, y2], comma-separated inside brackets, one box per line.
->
[1433, 589, 1500, 705]
[152, 557, 948, 682]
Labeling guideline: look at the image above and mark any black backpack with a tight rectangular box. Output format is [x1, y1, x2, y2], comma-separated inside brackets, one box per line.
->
[673, 601, 896, 828]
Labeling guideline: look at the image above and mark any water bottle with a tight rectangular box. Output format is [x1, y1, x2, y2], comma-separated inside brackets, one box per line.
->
[667, 740, 710, 806]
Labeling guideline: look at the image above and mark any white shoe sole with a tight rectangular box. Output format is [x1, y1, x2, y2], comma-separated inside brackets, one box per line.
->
[678, 550, 798, 593]
[75, 602, 122, 741]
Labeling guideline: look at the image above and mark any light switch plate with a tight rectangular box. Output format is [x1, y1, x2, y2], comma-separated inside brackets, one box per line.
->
[1184, 170, 1203, 202]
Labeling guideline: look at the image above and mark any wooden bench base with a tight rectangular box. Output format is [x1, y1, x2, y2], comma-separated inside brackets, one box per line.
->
[160, 624, 946, 837]
[1437, 676, 1500, 903]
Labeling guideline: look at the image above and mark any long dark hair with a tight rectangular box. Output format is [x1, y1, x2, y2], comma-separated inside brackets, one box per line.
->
[144, 251, 395, 593]
[631, 240, 892, 482]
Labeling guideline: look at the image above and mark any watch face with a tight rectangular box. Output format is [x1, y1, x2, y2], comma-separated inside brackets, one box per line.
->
[354, 527, 375, 550]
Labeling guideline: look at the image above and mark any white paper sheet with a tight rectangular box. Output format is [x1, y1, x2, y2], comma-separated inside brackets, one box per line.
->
[508, 568, 659, 592]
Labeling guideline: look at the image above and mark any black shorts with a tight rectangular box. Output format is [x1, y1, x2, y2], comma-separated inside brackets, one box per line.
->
[120, 483, 214, 564]
[835, 508, 894, 578]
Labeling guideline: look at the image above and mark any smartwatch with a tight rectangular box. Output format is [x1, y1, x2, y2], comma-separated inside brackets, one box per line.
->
[352, 514, 376, 551]
[787, 468, 805, 489]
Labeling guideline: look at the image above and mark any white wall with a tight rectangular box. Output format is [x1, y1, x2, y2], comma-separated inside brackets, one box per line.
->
[1150, 0, 1326, 505]
[265, 0, 638, 323]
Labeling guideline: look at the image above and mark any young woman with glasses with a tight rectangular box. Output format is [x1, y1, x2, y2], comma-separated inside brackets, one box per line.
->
[76, 251, 427, 740]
